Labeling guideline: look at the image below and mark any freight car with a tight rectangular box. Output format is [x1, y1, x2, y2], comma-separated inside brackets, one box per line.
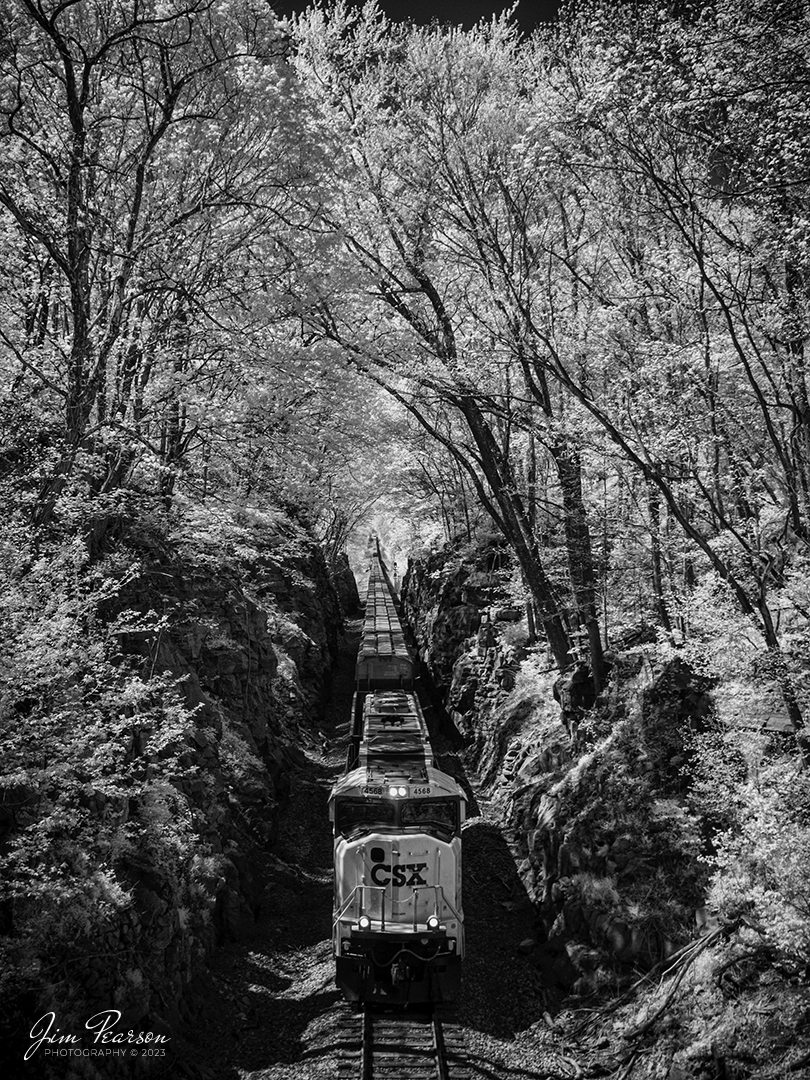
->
[329, 547, 466, 1004]
[355, 553, 414, 689]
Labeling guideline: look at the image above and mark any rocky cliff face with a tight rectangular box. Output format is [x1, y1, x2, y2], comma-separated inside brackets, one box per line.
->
[332, 550, 362, 615]
[402, 540, 714, 995]
[112, 514, 342, 1026]
[1, 508, 345, 1076]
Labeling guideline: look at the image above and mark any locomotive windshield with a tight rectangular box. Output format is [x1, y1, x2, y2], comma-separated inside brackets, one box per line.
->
[334, 796, 460, 840]
[401, 798, 459, 838]
[336, 799, 396, 838]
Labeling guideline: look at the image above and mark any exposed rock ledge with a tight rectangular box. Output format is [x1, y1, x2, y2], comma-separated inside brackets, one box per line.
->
[402, 541, 714, 995]
[1, 509, 344, 1078]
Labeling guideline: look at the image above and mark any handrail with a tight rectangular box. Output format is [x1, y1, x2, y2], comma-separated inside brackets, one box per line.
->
[334, 885, 462, 932]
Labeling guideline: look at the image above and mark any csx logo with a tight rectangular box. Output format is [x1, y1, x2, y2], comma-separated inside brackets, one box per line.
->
[368, 846, 427, 887]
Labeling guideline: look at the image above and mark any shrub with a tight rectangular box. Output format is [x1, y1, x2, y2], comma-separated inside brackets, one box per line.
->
[710, 760, 810, 965]
[683, 729, 748, 835]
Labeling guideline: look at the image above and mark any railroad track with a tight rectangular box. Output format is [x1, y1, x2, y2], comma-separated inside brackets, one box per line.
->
[337, 1005, 470, 1080]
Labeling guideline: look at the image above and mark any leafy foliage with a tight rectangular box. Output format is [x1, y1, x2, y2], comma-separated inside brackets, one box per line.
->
[710, 762, 810, 964]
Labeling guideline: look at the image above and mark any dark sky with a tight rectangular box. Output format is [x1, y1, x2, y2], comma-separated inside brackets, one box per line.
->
[273, 1, 562, 34]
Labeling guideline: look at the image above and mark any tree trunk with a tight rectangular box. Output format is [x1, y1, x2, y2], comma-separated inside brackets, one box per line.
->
[526, 428, 537, 534]
[647, 482, 672, 632]
[459, 398, 573, 670]
[549, 439, 605, 689]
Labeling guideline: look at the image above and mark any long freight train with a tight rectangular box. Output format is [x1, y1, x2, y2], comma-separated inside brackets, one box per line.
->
[329, 546, 466, 1004]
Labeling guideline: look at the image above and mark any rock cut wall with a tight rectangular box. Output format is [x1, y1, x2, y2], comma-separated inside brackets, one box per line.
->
[0, 509, 344, 1078]
[401, 540, 714, 995]
[110, 514, 342, 1019]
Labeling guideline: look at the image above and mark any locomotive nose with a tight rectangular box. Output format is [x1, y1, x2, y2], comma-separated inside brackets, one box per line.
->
[366, 839, 394, 888]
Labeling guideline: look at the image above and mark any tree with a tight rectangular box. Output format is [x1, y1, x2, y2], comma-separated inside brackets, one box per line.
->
[286, 0, 810, 723]
[290, 3, 581, 671]
[507, 0, 810, 727]
[0, 0, 299, 532]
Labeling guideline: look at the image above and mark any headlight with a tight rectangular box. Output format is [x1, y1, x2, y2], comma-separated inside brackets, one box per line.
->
[388, 785, 408, 797]
[358, 915, 371, 930]
[427, 915, 440, 931]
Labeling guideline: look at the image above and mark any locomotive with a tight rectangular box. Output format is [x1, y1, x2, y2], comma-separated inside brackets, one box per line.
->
[329, 547, 466, 1004]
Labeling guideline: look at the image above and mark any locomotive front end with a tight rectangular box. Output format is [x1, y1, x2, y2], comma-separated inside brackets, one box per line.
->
[331, 774, 465, 1003]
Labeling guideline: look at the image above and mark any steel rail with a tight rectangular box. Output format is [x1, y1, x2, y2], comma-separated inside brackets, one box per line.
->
[432, 1010, 450, 1080]
[347, 1005, 469, 1080]
[361, 1005, 374, 1080]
